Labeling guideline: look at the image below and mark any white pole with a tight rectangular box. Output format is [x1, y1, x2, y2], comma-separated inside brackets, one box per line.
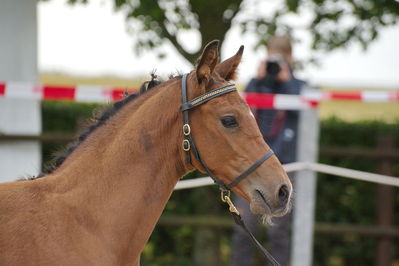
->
[291, 97, 320, 265]
[0, 0, 41, 182]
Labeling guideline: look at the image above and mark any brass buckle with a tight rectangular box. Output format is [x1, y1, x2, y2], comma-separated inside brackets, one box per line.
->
[221, 190, 240, 215]
[182, 139, 191, 151]
[183, 124, 191, 136]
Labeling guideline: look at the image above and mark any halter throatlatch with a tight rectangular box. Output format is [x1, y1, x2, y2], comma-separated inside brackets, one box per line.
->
[179, 73, 280, 266]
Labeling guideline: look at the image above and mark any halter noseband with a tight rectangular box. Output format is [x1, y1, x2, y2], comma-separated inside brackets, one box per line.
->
[180, 73, 274, 191]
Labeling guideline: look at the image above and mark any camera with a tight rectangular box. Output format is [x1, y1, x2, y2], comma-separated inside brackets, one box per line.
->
[266, 54, 284, 76]
[257, 54, 284, 90]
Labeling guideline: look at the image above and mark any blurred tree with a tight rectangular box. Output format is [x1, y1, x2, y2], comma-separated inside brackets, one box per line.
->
[59, 0, 399, 64]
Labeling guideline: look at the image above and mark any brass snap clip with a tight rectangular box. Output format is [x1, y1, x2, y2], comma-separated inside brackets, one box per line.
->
[221, 190, 240, 215]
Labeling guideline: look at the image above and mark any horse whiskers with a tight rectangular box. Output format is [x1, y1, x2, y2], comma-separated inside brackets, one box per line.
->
[261, 214, 274, 226]
[261, 195, 293, 226]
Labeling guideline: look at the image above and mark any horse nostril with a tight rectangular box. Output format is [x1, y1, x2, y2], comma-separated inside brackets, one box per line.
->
[278, 184, 289, 205]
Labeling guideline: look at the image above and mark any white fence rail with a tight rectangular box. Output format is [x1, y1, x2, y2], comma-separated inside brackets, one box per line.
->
[175, 162, 399, 190]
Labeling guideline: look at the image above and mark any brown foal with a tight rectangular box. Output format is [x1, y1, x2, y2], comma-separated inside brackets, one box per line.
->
[0, 41, 292, 265]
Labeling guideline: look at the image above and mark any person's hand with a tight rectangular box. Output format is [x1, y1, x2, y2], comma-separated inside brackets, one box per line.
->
[276, 60, 292, 83]
[256, 60, 267, 79]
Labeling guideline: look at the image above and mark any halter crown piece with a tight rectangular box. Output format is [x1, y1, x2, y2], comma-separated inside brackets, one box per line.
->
[179, 73, 280, 266]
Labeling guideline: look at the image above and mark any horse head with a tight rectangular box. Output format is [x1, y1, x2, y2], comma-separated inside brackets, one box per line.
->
[183, 40, 292, 219]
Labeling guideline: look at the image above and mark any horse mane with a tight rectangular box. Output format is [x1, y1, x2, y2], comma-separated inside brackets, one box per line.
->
[36, 73, 180, 178]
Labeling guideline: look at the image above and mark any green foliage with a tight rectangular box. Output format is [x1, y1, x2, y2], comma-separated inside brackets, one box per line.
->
[120, 0, 242, 63]
[42, 101, 102, 134]
[239, 0, 399, 54]
[61, 0, 399, 63]
[41, 100, 102, 167]
[41, 102, 399, 265]
[314, 118, 399, 266]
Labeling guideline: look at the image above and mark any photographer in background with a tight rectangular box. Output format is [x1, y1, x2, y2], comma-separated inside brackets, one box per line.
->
[231, 35, 306, 266]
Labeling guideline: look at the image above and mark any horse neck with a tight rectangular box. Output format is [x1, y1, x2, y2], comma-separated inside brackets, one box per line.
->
[50, 81, 188, 262]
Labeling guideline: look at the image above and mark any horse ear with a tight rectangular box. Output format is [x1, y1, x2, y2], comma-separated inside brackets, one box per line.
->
[215, 45, 244, 81]
[196, 40, 220, 83]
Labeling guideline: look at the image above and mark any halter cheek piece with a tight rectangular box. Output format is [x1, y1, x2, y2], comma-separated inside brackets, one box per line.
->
[180, 73, 280, 266]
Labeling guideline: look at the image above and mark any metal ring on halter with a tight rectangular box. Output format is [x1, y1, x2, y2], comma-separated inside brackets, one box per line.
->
[183, 124, 191, 136]
[182, 139, 191, 151]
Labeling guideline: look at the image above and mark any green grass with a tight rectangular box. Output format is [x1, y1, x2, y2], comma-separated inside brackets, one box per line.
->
[319, 101, 399, 123]
[40, 72, 143, 87]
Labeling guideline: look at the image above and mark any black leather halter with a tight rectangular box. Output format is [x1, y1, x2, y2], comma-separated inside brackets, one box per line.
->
[180, 74, 280, 266]
[180, 73, 274, 191]
[180, 73, 280, 266]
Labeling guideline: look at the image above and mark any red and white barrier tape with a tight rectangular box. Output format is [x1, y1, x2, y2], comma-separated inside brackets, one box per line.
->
[0, 82, 138, 102]
[244, 90, 399, 110]
[0, 82, 398, 109]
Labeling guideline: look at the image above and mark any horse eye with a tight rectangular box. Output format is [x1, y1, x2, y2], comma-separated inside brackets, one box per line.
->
[220, 115, 238, 128]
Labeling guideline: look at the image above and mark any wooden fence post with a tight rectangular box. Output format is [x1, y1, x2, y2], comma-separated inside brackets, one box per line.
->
[375, 135, 395, 266]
